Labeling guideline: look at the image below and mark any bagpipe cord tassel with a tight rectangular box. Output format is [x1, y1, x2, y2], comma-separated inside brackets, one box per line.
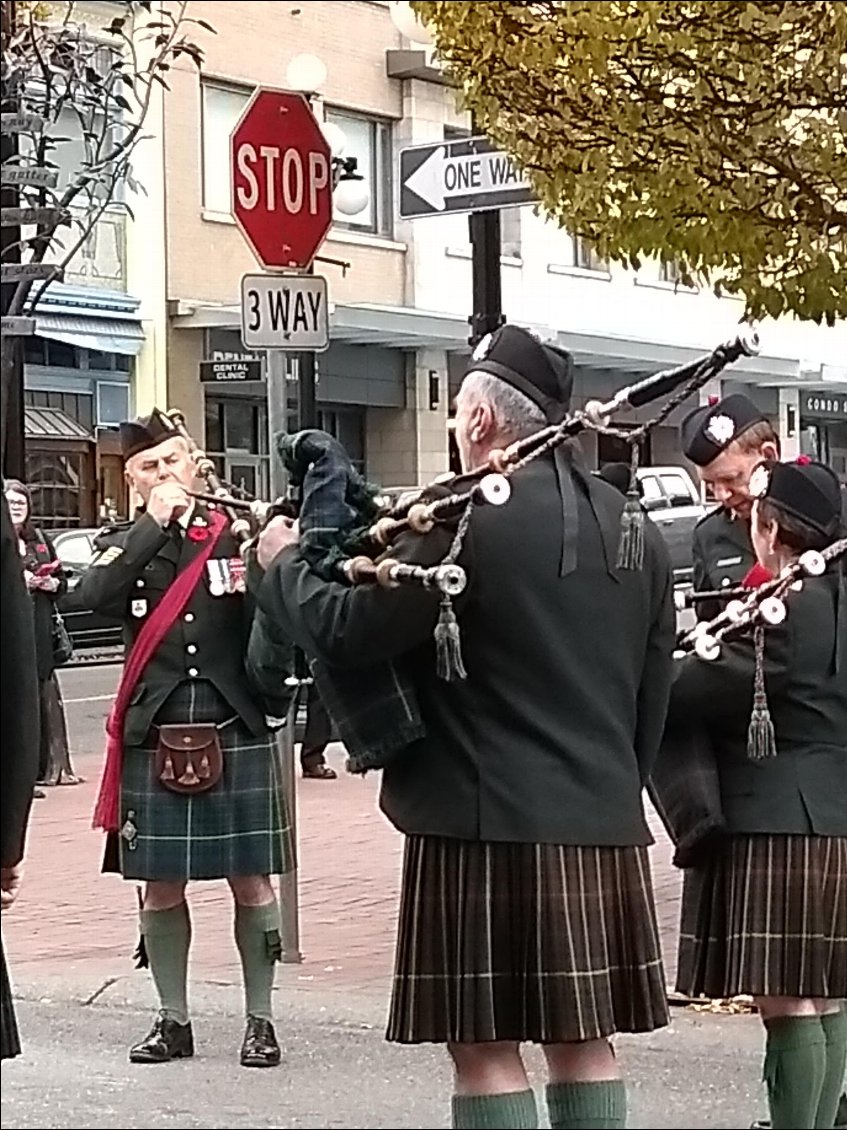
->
[433, 498, 474, 682]
[435, 594, 467, 682]
[617, 442, 645, 570]
[747, 625, 777, 760]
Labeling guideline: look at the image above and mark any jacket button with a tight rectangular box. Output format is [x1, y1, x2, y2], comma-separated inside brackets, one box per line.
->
[184, 613, 195, 623]
[136, 579, 144, 588]
[188, 667, 199, 677]
[186, 644, 197, 655]
[721, 577, 731, 587]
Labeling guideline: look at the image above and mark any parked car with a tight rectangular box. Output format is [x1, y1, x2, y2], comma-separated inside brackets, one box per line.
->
[52, 527, 124, 652]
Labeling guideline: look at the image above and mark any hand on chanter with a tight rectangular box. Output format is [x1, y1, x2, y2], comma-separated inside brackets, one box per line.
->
[147, 482, 191, 527]
[257, 515, 300, 570]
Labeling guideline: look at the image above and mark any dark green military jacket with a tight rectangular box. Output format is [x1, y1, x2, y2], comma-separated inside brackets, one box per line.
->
[691, 507, 755, 619]
[668, 570, 847, 836]
[78, 506, 272, 745]
[259, 453, 676, 847]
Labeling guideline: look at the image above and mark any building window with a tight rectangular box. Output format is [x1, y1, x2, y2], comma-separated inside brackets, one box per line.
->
[318, 406, 365, 473]
[26, 450, 87, 529]
[96, 382, 130, 427]
[325, 108, 392, 236]
[572, 235, 608, 273]
[25, 337, 80, 368]
[500, 207, 522, 258]
[201, 81, 251, 214]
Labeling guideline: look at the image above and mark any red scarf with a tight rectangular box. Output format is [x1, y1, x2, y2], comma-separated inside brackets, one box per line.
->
[92, 510, 227, 832]
[742, 562, 773, 589]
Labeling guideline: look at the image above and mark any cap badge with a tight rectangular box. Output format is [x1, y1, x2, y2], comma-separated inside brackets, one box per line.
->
[471, 333, 494, 362]
[705, 413, 735, 446]
[748, 464, 770, 499]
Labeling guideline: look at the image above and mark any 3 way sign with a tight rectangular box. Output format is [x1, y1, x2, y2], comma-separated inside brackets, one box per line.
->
[240, 273, 330, 351]
[399, 135, 533, 219]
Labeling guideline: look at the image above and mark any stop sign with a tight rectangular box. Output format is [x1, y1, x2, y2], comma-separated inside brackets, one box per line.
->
[231, 88, 332, 270]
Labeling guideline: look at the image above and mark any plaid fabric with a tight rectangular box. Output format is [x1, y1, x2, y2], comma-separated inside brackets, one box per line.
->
[387, 835, 669, 1044]
[274, 429, 426, 773]
[677, 833, 847, 999]
[108, 680, 294, 882]
[648, 726, 726, 868]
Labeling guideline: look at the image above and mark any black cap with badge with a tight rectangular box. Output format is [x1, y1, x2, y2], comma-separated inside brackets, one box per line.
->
[465, 325, 574, 424]
[680, 393, 767, 467]
[751, 457, 842, 539]
[119, 408, 180, 460]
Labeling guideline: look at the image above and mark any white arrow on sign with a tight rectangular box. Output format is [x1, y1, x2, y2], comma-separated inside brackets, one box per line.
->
[404, 145, 530, 212]
[240, 273, 330, 352]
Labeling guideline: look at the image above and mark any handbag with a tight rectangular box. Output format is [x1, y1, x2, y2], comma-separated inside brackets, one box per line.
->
[51, 607, 74, 667]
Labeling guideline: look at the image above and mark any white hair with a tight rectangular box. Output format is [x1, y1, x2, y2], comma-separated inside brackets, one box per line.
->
[460, 370, 546, 441]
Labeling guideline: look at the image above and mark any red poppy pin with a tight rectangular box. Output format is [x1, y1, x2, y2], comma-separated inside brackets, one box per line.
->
[36, 543, 48, 553]
[187, 526, 210, 542]
[795, 454, 812, 466]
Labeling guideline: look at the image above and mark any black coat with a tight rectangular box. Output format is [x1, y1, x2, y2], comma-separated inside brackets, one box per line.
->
[78, 507, 270, 745]
[21, 530, 66, 681]
[668, 570, 847, 836]
[259, 454, 676, 847]
[1, 497, 40, 870]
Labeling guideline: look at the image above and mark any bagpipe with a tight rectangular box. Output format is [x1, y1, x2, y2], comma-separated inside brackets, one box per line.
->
[167, 326, 761, 604]
[675, 537, 847, 661]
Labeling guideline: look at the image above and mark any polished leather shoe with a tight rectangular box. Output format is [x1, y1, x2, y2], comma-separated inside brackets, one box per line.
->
[240, 1015, 281, 1067]
[129, 1012, 194, 1063]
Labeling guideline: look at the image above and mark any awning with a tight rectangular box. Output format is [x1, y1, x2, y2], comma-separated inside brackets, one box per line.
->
[34, 313, 146, 356]
[25, 405, 93, 442]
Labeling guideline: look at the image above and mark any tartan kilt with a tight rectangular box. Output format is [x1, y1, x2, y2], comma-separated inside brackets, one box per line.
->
[105, 680, 294, 882]
[387, 836, 669, 1045]
[676, 833, 847, 1000]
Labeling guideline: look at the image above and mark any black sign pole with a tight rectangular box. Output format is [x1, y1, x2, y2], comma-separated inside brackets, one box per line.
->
[468, 208, 504, 347]
[1, 0, 25, 478]
[298, 262, 317, 430]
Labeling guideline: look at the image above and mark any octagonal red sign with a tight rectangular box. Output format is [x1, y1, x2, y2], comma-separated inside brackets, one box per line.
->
[230, 88, 332, 270]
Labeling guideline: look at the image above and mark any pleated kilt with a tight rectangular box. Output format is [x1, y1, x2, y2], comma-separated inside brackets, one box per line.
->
[387, 835, 669, 1045]
[105, 680, 294, 882]
[676, 833, 847, 1000]
[1, 936, 21, 1061]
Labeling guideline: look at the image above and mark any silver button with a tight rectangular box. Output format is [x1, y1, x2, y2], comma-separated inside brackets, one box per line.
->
[188, 667, 199, 677]
[186, 644, 197, 655]
[721, 577, 731, 587]
[136, 579, 144, 588]
[184, 613, 195, 623]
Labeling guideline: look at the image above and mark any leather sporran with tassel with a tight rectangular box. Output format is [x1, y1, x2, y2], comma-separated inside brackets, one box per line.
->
[155, 724, 223, 794]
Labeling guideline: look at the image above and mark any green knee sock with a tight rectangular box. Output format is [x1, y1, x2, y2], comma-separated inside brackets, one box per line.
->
[234, 901, 281, 1022]
[546, 1080, 626, 1129]
[764, 1016, 826, 1130]
[140, 903, 191, 1025]
[817, 1012, 847, 1129]
[451, 1090, 538, 1129]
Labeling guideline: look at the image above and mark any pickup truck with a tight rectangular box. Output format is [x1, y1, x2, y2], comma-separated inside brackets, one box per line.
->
[634, 465, 706, 585]
[381, 463, 706, 587]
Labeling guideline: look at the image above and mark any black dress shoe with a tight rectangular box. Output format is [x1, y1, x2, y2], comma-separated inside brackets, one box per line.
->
[240, 1016, 281, 1067]
[129, 1012, 194, 1063]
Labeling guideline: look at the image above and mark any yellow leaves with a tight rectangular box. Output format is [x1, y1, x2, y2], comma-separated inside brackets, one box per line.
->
[411, 0, 847, 323]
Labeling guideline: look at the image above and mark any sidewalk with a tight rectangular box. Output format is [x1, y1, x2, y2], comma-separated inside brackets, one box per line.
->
[4, 741, 681, 997]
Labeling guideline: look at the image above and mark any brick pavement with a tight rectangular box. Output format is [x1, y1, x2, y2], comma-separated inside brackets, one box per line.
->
[6, 681, 682, 998]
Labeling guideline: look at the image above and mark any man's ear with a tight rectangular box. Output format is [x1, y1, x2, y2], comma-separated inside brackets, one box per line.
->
[473, 401, 495, 443]
[760, 440, 779, 462]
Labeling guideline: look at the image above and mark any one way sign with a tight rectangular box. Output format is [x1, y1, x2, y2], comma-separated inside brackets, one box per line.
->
[399, 135, 533, 219]
[240, 273, 330, 351]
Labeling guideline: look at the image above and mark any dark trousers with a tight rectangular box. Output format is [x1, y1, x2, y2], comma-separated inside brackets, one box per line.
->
[300, 685, 331, 771]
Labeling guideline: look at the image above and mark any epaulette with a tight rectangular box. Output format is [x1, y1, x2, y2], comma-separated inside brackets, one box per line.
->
[98, 519, 133, 536]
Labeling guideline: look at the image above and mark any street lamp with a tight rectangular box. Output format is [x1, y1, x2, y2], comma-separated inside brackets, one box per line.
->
[333, 157, 369, 217]
[284, 52, 328, 96]
[388, 1, 433, 45]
